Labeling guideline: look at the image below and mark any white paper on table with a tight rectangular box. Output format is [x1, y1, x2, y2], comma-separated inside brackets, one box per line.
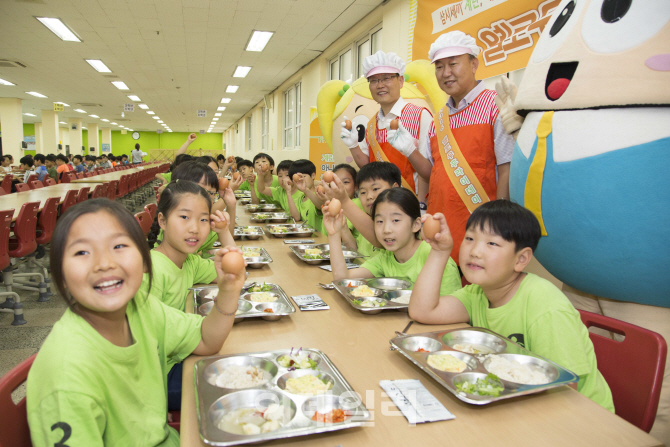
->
[379, 379, 455, 424]
[291, 294, 330, 311]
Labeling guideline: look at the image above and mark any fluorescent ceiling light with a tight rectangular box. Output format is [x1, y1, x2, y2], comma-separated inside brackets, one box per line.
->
[0, 78, 15, 86]
[147, 111, 155, 115]
[35, 17, 81, 42]
[215, 113, 221, 117]
[233, 66, 251, 78]
[110, 122, 117, 125]
[128, 129, 133, 132]
[168, 130, 173, 132]
[138, 103, 149, 109]
[111, 81, 129, 90]
[217, 106, 226, 111]
[89, 114, 99, 118]
[59, 121, 67, 124]
[23, 113, 36, 117]
[246, 30, 273, 52]
[74, 109, 86, 113]
[85, 59, 111, 73]
[54, 102, 69, 107]
[221, 98, 231, 103]
[127, 95, 141, 101]
[157, 120, 163, 123]
[213, 117, 219, 121]
[226, 86, 239, 93]
[82, 127, 87, 129]
[101, 119, 109, 122]
[26, 91, 47, 98]
[152, 116, 159, 120]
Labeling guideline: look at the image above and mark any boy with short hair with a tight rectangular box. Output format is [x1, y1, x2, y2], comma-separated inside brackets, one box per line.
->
[120, 154, 129, 165]
[55, 154, 72, 183]
[236, 159, 254, 191]
[289, 159, 327, 234]
[20, 156, 35, 183]
[256, 160, 303, 221]
[251, 153, 280, 205]
[99, 154, 112, 169]
[409, 200, 614, 412]
[45, 154, 58, 181]
[72, 155, 86, 174]
[85, 156, 96, 172]
[1, 155, 11, 173]
[33, 154, 48, 182]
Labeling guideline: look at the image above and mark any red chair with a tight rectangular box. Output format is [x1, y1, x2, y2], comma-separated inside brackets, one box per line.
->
[134, 211, 152, 237]
[35, 197, 59, 246]
[76, 172, 85, 179]
[76, 187, 90, 203]
[144, 203, 157, 220]
[1, 176, 12, 194]
[0, 188, 6, 197]
[0, 353, 36, 446]
[107, 180, 119, 201]
[14, 184, 30, 193]
[578, 310, 667, 432]
[26, 174, 38, 184]
[44, 178, 57, 186]
[0, 209, 23, 326]
[59, 190, 78, 216]
[84, 172, 94, 178]
[117, 175, 129, 199]
[91, 184, 106, 199]
[28, 180, 43, 190]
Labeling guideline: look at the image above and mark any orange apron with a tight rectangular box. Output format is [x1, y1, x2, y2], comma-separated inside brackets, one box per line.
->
[427, 92, 498, 264]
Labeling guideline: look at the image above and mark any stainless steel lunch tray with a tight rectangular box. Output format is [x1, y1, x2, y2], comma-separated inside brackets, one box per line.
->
[244, 204, 262, 213]
[389, 327, 579, 405]
[266, 224, 315, 238]
[251, 212, 290, 223]
[194, 349, 370, 446]
[259, 203, 280, 212]
[238, 198, 251, 205]
[233, 226, 265, 240]
[240, 246, 273, 269]
[332, 277, 413, 314]
[289, 244, 365, 265]
[192, 283, 295, 323]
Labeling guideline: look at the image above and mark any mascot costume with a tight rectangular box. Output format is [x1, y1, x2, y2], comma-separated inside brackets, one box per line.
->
[494, 0, 670, 442]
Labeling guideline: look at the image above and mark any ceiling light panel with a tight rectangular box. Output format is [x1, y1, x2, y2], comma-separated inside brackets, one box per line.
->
[23, 113, 36, 117]
[111, 81, 129, 90]
[26, 91, 47, 98]
[246, 31, 273, 52]
[226, 86, 239, 93]
[74, 109, 86, 113]
[217, 106, 226, 111]
[127, 95, 141, 101]
[147, 111, 155, 115]
[89, 114, 99, 118]
[221, 98, 231, 103]
[215, 113, 221, 117]
[101, 119, 109, 122]
[35, 17, 81, 42]
[0, 78, 15, 86]
[138, 104, 149, 109]
[85, 59, 111, 73]
[233, 66, 251, 78]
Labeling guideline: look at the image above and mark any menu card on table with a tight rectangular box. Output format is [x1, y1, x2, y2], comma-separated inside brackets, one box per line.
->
[291, 294, 330, 311]
[379, 379, 455, 424]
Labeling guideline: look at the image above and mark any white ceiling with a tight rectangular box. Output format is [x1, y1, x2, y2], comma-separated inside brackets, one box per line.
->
[0, 0, 382, 132]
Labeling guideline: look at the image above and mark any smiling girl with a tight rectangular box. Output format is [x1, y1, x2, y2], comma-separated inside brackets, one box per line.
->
[324, 187, 460, 296]
[26, 199, 245, 446]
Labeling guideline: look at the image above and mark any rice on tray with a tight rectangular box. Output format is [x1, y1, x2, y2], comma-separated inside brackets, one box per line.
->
[216, 365, 269, 389]
[485, 355, 550, 385]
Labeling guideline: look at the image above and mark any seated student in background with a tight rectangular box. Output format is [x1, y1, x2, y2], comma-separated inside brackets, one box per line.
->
[99, 154, 112, 169]
[290, 159, 327, 234]
[20, 156, 36, 183]
[196, 155, 219, 173]
[55, 155, 73, 183]
[45, 154, 58, 181]
[250, 153, 280, 205]
[324, 187, 461, 295]
[408, 200, 614, 412]
[234, 159, 254, 191]
[323, 161, 401, 258]
[1, 155, 11, 173]
[157, 153, 194, 187]
[33, 154, 48, 182]
[5, 154, 14, 168]
[27, 199, 244, 446]
[121, 154, 129, 165]
[84, 155, 96, 172]
[255, 160, 303, 222]
[72, 155, 87, 174]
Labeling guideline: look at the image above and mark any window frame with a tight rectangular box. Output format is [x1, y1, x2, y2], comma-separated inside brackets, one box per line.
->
[283, 81, 301, 150]
[328, 23, 382, 81]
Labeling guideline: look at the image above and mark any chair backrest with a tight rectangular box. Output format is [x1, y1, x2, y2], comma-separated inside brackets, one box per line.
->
[0, 353, 37, 447]
[1, 176, 12, 194]
[84, 172, 94, 178]
[76, 172, 85, 179]
[578, 310, 668, 432]
[76, 187, 90, 203]
[117, 175, 128, 198]
[0, 188, 6, 197]
[8, 202, 40, 258]
[91, 184, 106, 199]
[29, 180, 43, 190]
[134, 211, 152, 237]
[35, 197, 60, 245]
[26, 174, 38, 184]
[14, 183, 30, 193]
[107, 180, 119, 201]
[0, 209, 15, 271]
[144, 203, 157, 220]
[44, 178, 57, 186]
[59, 190, 78, 216]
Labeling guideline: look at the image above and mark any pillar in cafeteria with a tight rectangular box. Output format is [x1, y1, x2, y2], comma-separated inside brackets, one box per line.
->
[0, 98, 24, 159]
[101, 127, 111, 155]
[35, 122, 43, 153]
[68, 118, 83, 155]
[41, 109, 59, 154]
[88, 123, 99, 155]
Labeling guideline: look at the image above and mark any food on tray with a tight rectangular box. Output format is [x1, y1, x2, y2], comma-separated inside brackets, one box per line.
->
[312, 408, 350, 423]
[390, 295, 410, 304]
[351, 299, 386, 308]
[242, 249, 261, 257]
[351, 285, 377, 297]
[277, 350, 318, 370]
[217, 403, 289, 435]
[285, 374, 333, 395]
[249, 283, 273, 292]
[272, 227, 289, 233]
[303, 254, 323, 260]
[305, 248, 322, 256]
[247, 292, 277, 302]
[215, 365, 270, 389]
[427, 354, 467, 372]
[254, 214, 270, 219]
[263, 308, 274, 313]
[485, 355, 551, 384]
[456, 373, 504, 397]
[452, 343, 495, 355]
[240, 228, 260, 234]
[416, 348, 428, 353]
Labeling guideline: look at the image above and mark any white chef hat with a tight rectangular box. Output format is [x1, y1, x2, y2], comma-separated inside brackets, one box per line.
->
[362, 51, 406, 78]
[428, 31, 480, 63]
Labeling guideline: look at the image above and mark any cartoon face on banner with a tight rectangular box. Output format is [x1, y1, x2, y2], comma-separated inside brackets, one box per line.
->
[509, 0, 670, 307]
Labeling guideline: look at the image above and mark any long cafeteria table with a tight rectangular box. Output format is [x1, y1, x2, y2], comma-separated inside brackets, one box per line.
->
[71, 162, 163, 183]
[180, 207, 661, 447]
[0, 182, 98, 221]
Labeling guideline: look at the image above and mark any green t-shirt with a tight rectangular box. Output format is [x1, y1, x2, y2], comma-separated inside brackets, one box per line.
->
[140, 250, 217, 311]
[27, 295, 203, 447]
[47, 166, 58, 181]
[361, 241, 460, 295]
[298, 197, 326, 235]
[255, 175, 281, 205]
[156, 229, 218, 256]
[163, 172, 172, 183]
[452, 273, 615, 413]
[238, 180, 250, 191]
[270, 186, 304, 215]
[354, 231, 382, 259]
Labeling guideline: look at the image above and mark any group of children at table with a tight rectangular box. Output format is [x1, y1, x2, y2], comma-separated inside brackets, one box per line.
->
[10, 152, 130, 186]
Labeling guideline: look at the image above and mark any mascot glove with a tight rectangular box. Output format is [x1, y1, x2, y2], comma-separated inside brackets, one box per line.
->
[340, 117, 360, 149]
[387, 121, 417, 157]
[494, 76, 524, 135]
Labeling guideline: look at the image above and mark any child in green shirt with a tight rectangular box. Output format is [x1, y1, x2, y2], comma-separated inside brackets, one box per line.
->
[45, 154, 58, 181]
[235, 159, 254, 191]
[250, 153, 281, 205]
[408, 200, 614, 412]
[27, 198, 245, 447]
[257, 160, 303, 221]
[290, 159, 328, 235]
[324, 187, 460, 296]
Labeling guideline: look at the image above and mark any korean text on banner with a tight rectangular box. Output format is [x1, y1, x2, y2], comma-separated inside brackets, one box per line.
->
[410, 0, 560, 79]
[308, 107, 334, 178]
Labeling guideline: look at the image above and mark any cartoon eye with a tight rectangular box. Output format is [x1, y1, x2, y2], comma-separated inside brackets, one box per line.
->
[351, 115, 369, 143]
[581, 0, 670, 53]
[531, 0, 587, 64]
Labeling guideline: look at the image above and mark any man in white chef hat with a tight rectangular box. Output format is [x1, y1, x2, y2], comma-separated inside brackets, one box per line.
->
[424, 31, 515, 264]
[340, 51, 433, 206]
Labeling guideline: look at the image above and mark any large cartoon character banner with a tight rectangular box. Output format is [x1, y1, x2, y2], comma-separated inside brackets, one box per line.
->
[409, 0, 560, 76]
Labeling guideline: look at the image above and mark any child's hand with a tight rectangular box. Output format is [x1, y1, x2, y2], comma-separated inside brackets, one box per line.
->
[247, 173, 256, 186]
[210, 210, 231, 234]
[213, 246, 247, 294]
[187, 133, 197, 144]
[322, 203, 346, 235]
[230, 174, 243, 191]
[221, 188, 237, 209]
[281, 176, 293, 191]
[322, 173, 349, 202]
[314, 185, 328, 202]
[293, 174, 307, 192]
[421, 213, 454, 253]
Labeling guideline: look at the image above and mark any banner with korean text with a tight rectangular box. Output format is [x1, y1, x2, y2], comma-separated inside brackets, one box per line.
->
[408, 0, 560, 79]
[308, 107, 334, 179]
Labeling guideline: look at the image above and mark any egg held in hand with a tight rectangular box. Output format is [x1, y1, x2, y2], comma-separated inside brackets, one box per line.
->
[220, 251, 245, 274]
[423, 216, 440, 240]
[327, 198, 341, 217]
